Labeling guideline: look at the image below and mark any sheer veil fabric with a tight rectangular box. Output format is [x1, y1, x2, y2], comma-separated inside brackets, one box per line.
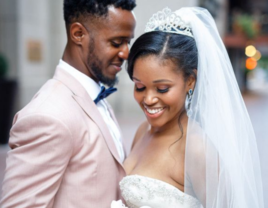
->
[178, 7, 264, 208]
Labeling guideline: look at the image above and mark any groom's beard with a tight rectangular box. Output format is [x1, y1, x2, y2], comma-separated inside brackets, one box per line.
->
[87, 41, 118, 87]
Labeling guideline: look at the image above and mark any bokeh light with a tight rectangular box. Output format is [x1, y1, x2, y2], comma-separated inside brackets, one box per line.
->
[252, 50, 262, 61]
[246, 57, 257, 70]
[245, 45, 257, 57]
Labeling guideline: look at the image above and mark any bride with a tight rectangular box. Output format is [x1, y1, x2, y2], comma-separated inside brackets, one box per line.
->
[115, 7, 264, 208]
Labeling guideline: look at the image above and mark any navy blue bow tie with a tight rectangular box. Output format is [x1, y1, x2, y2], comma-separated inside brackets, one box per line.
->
[94, 86, 117, 104]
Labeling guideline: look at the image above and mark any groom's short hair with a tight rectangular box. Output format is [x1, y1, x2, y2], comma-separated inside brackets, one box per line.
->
[63, 0, 136, 25]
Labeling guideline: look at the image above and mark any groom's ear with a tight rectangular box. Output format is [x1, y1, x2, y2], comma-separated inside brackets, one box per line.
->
[69, 22, 87, 46]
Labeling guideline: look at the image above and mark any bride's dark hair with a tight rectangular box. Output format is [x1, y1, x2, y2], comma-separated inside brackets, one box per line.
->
[127, 31, 198, 143]
[127, 31, 198, 81]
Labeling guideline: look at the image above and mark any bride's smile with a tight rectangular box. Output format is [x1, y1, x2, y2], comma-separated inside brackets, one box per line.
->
[132, 55, 195, 130]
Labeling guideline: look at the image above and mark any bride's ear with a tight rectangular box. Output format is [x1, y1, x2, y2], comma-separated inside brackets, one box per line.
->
[187, 69, 197, 90]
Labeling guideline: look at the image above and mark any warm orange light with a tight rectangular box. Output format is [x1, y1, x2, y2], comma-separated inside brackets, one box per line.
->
[245, 45, 256, 57]
[253, 50, 262, 61]
[246, 58, 257, 70]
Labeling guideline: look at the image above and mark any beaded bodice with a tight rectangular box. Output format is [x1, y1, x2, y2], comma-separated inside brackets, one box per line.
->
[120, 175, 201, 208]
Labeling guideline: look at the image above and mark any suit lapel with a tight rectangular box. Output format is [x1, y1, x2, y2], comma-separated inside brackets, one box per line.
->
[73, 95, 123, 164]
[53, 67, 123, 166]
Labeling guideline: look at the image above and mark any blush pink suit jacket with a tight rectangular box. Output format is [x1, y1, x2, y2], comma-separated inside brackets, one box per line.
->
[0, 67, 126, 208]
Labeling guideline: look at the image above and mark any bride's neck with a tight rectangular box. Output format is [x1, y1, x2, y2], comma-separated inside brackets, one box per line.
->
[150, 111, 189, 137]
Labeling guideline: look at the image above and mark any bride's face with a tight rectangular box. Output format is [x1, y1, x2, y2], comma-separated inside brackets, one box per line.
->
[133, 55, 191, 129]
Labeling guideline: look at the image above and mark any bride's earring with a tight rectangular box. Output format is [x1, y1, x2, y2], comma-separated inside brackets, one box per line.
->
[186, 89, 193, 117]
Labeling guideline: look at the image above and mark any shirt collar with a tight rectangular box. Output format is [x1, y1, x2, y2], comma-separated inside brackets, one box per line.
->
[58, 59, 101, 100]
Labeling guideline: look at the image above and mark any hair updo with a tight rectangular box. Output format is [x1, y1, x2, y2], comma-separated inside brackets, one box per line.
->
[127, 31, 198, 81]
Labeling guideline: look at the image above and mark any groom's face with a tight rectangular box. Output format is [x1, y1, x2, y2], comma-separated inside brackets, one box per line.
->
[86, 7, 136, 86]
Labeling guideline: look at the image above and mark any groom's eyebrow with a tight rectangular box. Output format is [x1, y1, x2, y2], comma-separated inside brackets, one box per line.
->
[153, 79, 172, 83]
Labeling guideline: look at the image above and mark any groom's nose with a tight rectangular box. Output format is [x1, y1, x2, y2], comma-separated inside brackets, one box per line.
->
[118, 43, 130, 60]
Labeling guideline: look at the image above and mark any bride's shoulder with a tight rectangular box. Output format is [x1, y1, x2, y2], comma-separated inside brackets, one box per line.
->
[131, 121, 150, 150]
[186, 120, 207, 157]
[186, 120, 217, 165]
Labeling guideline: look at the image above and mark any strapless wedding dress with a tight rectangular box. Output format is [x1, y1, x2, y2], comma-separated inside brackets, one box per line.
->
[120, 175, 201, 208]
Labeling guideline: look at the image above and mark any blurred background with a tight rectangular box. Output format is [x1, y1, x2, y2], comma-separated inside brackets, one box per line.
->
[0, 0, 267, 206]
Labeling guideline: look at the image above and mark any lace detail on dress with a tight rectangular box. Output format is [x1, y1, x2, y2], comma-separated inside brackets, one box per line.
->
[120, 175, 201, 208]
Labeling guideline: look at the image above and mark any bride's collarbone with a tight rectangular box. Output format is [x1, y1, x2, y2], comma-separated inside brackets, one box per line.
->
[133, 133, 186, 156]
[128, 133, 185, 164]
[125, 139, 185, 189]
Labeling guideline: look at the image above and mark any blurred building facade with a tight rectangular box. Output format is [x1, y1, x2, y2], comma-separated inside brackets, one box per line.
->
[0, 0, 66, 107]
[225, 0, 268, 90]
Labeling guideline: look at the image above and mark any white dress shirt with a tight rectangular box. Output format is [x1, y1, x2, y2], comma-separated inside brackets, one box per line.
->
[59, 60, 124, 162]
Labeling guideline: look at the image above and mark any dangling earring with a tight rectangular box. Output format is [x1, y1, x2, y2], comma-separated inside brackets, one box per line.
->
[186, 89, 193, 117]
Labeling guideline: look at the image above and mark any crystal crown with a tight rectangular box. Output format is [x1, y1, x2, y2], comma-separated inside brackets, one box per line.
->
[145, 7, 194, 38]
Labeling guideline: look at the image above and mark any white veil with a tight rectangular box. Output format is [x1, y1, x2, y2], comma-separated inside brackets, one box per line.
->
[176, 7, 264, 208]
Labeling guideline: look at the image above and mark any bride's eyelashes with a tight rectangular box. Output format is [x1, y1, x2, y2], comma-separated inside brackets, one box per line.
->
[135, 86, 146, 92]
[157, 88, 169, 93]
[135, 86, 169, 93]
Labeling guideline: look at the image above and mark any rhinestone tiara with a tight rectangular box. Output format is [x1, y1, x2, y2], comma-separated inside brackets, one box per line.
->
[145, 7, 194, 38]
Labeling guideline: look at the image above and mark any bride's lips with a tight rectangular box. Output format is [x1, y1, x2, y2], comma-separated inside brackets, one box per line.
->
[144, 105, 166, 119]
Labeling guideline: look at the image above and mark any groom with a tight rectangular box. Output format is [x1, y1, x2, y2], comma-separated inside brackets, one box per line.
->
[0, 0, 136, 207]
